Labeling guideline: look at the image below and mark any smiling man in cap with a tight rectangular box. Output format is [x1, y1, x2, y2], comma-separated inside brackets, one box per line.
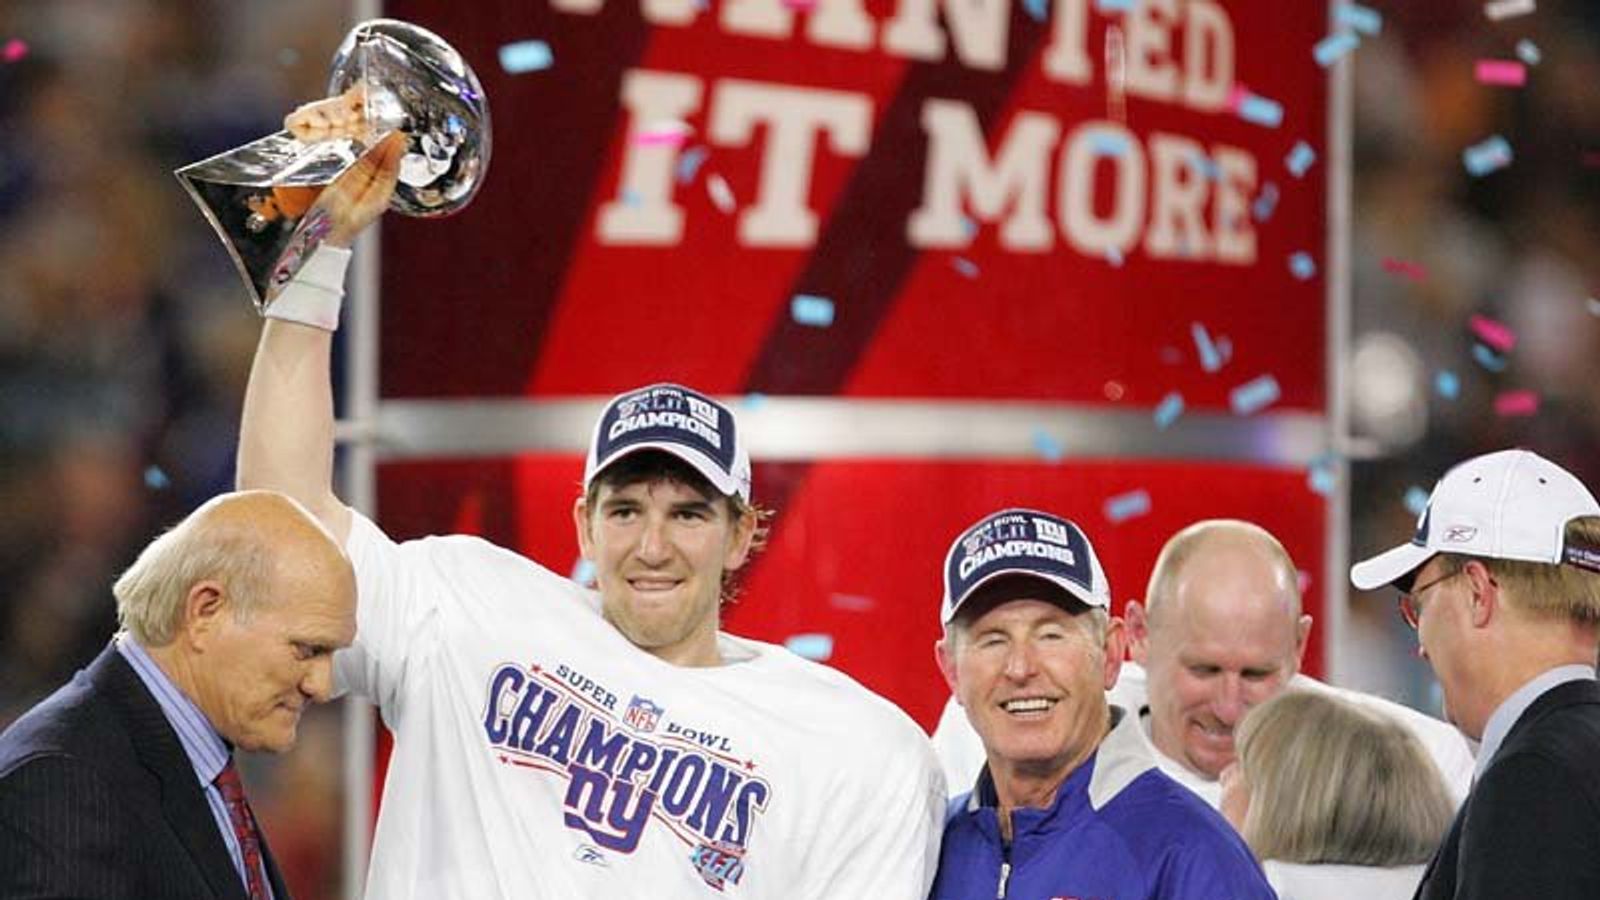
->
[929, 508, 1273, 900]
[1351, 448, 1600, 899]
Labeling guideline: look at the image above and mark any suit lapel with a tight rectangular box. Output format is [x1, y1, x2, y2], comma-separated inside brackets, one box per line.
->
[92, 646, 249, 900]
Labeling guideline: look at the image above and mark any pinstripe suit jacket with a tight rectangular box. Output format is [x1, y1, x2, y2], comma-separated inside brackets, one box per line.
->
[0, 642, 290, 899]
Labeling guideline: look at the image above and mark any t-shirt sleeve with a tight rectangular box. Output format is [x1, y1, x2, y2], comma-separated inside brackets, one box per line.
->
[800, 719, 947, 900]
[334, 511, 447, 714]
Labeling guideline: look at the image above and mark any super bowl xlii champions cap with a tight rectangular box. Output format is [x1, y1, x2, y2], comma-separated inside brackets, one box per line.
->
[942, 508, 1111, 624]
[1351, 449, 1600, 592]
[584, 383, 752, 502]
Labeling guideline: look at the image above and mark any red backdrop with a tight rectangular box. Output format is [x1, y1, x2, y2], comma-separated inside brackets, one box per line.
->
[371, 0, 1331, 730]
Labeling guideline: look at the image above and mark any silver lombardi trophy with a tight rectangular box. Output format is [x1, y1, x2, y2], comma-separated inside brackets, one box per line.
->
[176, 19, 491, 312]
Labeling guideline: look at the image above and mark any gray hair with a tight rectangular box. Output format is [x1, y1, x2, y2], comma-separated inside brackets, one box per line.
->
[112, 510, 273, 646]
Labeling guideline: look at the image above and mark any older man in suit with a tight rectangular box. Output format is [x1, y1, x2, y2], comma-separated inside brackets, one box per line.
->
[1352, 449, 1600, 899]
[0, 490, 356, 899]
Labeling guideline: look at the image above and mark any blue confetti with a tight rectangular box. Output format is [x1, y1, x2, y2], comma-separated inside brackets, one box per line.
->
[1237, 93, 1284, 128]
[570, 557, 596, 585]
[1286, 141, 1317, 177]
[784, 633, 834, 661]
[1230, 374, 1282, 415]
[1106, 246, 1125, 267]
[1095, 0, 1134, 10]
[1336, 3, 1383, 35]
[1471, 343, 1508, 372]
[1252, 182, 1280, 222]
[499, 40, 553, 74]
[790, 294, 835, 327]
[959, 216, 978, 238]
[1153, 392, 1185, 429]
[1191, 152, 1220, 181]
[143, 466, 169, 490]
[621, 188, 642, 207]
[952, 256, 980, 279]
[1462, 135, 1513, 177]
[1032, 429, 1065, 463]
[1307, 455, 1338, 496]
[1435, 370, 1460, 399]
[1192, 322, 1224, 373]
[1313, 32, 1360, 68]
[1516, 39, 1541, 66]
[743, 392, 768, 410]
[1104, 489, 1152, 523]
[1403, 486, 1430, 517]
[676, 145, 709, 183]
[1088, 131, 1132, 158]
[1023, 0, 1048, 21]
[1289, 251, 1317, 280]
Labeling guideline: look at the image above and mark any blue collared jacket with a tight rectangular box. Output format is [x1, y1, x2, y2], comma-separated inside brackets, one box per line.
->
[930, 706, 1275, 900]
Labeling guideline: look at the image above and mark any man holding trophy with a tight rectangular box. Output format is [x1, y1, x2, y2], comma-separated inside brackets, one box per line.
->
[216, 19, 943, 900]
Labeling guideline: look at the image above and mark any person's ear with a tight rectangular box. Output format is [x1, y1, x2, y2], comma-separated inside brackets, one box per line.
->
[1464, 561, 1498, 628]
[181, 581, 228, 650]
[1124, 601, 1150, 664]
[1102, 617, 1127, 690]
[935, 637, 960, 697]
[572, 497, 594, 560]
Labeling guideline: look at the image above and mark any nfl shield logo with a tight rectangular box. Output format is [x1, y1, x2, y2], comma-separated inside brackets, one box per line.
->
[624, 695, 663, 733]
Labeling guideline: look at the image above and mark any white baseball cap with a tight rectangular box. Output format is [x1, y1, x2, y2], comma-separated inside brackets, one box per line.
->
[584, 383, 752, 502]
[1351, 449, 1600, 591]
[941, 508, 1112, 625]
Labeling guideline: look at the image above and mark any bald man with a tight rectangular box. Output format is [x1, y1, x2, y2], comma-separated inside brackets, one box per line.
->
[932, 519, 1474, 807]
[0, 491, 357, 899]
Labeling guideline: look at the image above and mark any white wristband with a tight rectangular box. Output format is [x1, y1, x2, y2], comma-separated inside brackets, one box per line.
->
[263, 245, 353, 332]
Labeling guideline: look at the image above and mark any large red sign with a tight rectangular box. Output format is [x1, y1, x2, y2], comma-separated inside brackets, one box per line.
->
[381, 0, 1326, 409]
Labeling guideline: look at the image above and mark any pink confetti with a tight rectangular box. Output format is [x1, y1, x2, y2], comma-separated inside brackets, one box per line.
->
[1493, 390, 1539, 417]
[1469, 313, 1517, 353]
[2, 38, 26, 63]
[1382, 257, 1429, 282]
[782, 0, 818, 8]
[1224, 84, 1250, 113]
[634, 121, 691, 148]
[1475, 59, 1526, 86]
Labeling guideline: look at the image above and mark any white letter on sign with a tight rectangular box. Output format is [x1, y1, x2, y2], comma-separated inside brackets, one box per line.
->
[709, 79, 872, 246]
[599, 69, 704, 245]
[908, 99, 1057, 251]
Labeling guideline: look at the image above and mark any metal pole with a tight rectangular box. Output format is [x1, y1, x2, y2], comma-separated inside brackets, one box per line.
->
[1324, 0, 1355, 686]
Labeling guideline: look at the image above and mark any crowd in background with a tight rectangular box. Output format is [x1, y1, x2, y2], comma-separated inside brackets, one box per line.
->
[1, 0, 1596, 895]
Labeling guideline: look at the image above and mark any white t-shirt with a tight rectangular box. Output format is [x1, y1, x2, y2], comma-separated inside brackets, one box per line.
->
[337, 513, 945, 899]
[1263, 861, 1426, 900]
[932, 663, 1475, 807]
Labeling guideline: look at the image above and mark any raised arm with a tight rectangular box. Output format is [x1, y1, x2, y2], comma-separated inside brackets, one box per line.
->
[236, 95, 403, 544]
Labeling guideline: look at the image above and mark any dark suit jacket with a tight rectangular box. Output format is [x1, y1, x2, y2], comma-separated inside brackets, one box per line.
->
[0, 642, 290, 899]
[1415, 677, 1600, 900]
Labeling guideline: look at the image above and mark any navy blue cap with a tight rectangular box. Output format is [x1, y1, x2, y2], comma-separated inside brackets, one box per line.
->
[941, 508, 1111, 624]
[585, 383, 752, 502]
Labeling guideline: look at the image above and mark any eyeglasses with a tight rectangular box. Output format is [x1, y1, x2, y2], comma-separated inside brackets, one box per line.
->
[1397, 569, 1462, 630]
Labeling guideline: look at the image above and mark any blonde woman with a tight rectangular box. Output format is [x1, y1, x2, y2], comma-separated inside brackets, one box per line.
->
[1220, 689, 1454, 900]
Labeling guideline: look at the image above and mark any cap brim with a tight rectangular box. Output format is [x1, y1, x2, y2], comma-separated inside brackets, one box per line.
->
[590, 441, 744, 501]
[1350, 542, 1434, 592]
[944, 568, 1105, 624]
